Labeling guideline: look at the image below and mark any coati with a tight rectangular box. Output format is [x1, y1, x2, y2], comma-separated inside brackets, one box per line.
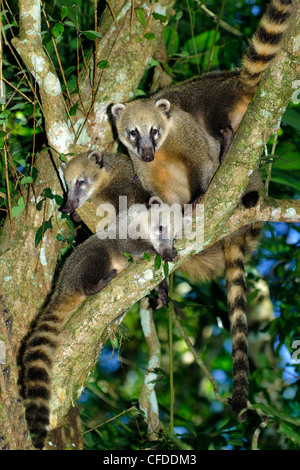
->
[111, 98, 221, 206]
[60, 150, 149, 215]
[61, 150, 172, 307]
[23, 196, 182, 449]
[111, 0, 292, 420]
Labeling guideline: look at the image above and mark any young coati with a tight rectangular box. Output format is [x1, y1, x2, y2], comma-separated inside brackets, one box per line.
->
[23, 196, 182, 449]
[111, 0, 292, 421]
[60, 150, 149, 215]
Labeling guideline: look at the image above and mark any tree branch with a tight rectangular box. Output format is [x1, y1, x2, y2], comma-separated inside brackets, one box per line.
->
[139, 297, 163, 440]
[11, 0, 74, 156]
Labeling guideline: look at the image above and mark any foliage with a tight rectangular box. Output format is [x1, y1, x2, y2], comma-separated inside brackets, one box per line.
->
[1, 0, 299, 450]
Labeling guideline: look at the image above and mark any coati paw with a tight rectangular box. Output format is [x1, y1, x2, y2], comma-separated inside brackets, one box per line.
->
[84, 269, 118, 295]
[219, 125, 234, 163]
[192, 194, 203, 210]
[162, 251, 178, 263]
[71, 211, 81, 223]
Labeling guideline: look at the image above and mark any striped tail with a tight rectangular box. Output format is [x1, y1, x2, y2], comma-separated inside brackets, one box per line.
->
[224, 240, 249, 421]
[240, 0, 293, 97]
[23, 293, 84, 449]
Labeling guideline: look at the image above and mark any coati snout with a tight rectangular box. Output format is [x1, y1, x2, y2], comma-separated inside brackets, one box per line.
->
[141, 150, 154, 163]
[60, 196, 79, 213]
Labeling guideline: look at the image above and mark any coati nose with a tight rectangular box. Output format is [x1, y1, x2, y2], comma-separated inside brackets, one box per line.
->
[161, 250, 178, 263]
[60, 199, 78, 213]
[140, 147, 154, 162]
[61, 206, 71, 213]
[142, 155, 154, 162]
[60, 204, 72, 213]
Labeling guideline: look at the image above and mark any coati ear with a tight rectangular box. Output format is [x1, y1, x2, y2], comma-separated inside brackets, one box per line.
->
[111, 103, 126, 121]
[88, 150, 103, 167]
[60, 161, 67, 171]
[155, 99, 171, 115]
[148, 196, 164, 206]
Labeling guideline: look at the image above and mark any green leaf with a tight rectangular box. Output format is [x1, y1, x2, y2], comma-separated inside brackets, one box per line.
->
[227, 438, 244, 447]
[279, 422, 300, 445]
[36, 198, 45, 211]
[153, 12, 168, 24]
[20, 176, 33, 185]
[66, 74, 77, 93]
[135, 7, 146, 27]
[35, 217, 53, 247]
[98, 60, 109, 69]
[69, 103, 78, 117]
[144, 32, 155, 40]
[175, 11, 183, 21]
[182, 30, 220, 68]
[61, 6, 68, 21]
[56, 233, 65, 242]
[273, 143, 300, 170]
[124, 252, 133, 263]
[163, 261, 169, 277]
[270, 169, 300, 191]
[160, 61, 175, 77]
[53, 23, 64, 38]
[282, 109, 300, 131]
[64, 20, 76, 28]
[81, 30, 102, 41]
[41, 187, 63, 206]
[149, 58, 159, 67]
[135, 89, 147, 97]
[164, 26, 179, 56]
[144, 252, 151, 261]
[60, 154, 68, 163]
[11, 196, 25, 217]
[0, 110, 10, 119]
[154, 254, 161, 270]
[250, 403, 300, 426]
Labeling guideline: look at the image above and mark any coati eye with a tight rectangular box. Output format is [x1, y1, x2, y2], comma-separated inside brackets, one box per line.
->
[76, 179, 85, 188]
[151, 128, 158, 137]
[130, 129, 138, 138]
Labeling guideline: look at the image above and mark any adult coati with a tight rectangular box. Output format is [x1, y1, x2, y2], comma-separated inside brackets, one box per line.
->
[23, 196, 182, 449]
[111, 0, 293, 421]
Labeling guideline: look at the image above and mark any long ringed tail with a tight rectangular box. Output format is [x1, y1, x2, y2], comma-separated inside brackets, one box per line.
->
[23, 293, 84, 449]
[223, 223, 262, 420]
[224, 239, 249, 421]
[240, 0, 293, 97]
